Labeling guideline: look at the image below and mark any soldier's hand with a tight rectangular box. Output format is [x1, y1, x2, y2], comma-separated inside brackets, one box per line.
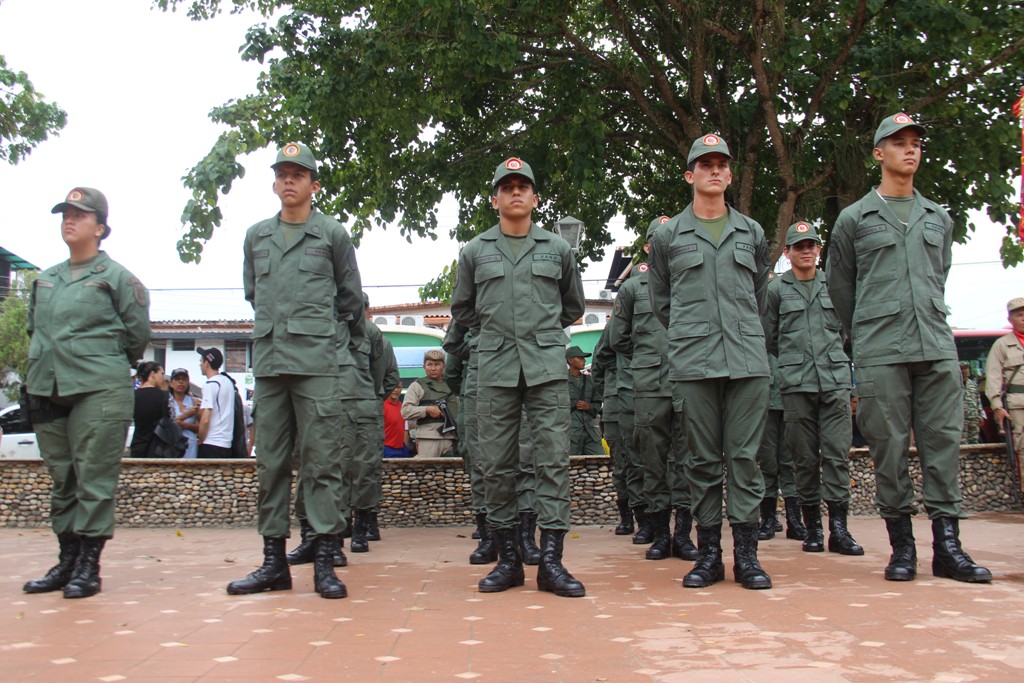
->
[425, 406, 442, 418]
[994, 408, 1010, 432]
[575, 400, 591, 411]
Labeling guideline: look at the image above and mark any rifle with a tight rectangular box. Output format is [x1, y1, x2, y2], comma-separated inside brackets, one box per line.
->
[421, 398, 458, 437]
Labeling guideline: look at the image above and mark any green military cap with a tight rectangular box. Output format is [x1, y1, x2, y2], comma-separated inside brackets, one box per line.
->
[873, 113, 926, 147]
[52, 187, 111, 239]
[565, 345, 591, 360]
[687, 134, 731, 165]
[646, 215, 671, 241]
[424, 349, 445, 362]
[363, 292, 370, 308]
[492, 157, 536, 189]
[1007, 296, 1024, 313]
[784, 220, 822, 247]
[271, 142, 317, 172]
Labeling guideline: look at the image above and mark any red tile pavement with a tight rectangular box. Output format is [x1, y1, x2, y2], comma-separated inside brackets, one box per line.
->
[2, 513, 1023, 682]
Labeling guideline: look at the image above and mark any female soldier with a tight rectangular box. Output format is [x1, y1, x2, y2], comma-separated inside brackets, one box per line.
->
[22, 187, 150, 599]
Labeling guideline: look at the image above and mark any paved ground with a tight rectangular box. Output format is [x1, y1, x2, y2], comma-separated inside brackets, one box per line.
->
[2, 513, 1023, 682]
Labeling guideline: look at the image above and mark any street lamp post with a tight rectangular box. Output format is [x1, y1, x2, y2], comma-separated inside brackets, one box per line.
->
[554, 215, 584, 254]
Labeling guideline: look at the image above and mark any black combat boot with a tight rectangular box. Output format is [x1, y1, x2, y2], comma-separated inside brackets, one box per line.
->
[732, 522, 772, 590]
[471, 509, 483, 539]
[227, 537, 293, 595]
[24, 532, 79, 594]
[632, 507, 653, 544]
[931, 517, 992, 583]
[366, 510, 381, 541]
[313, 535, 348, 599]
[825, 500, 864, 555]
[884, 515, 917, 581]
[286, 519, 316, 565]
[536, 529, 586, 597]
[519, 511, 542, 565]
[645, 508, 673, 560]
[784, 497, 807, 540]
[478, 528, 525, 593]
[341, 513, 352, 539]
[469, 512, 497, 564]
[614, 497, 634, 535]
[758, 497, 778, 541]
[672, 508, 699, 561]
[63, 536, 107, 599]
[350, 509, 369, 553]
[682, 524, 725, 588]
[334, 537, 348, 567]
[801, 504, 825, 553]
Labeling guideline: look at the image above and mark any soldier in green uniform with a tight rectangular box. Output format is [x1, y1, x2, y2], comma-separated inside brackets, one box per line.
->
[367, 311, 400, 540]
[755, 352, 806, 541]
[609, 216, 697, 563]
[566, 346, 604, 455]
[765, 221, 863, 556]
[590, 327, 634, 534]
[229, 142, 364, 599]
[450, 157, 587, 597]
[612, 324, 650, 543]
[23, 187, 150, 599]
[648, 135, 773, 590]
[827, 114, 991, 583]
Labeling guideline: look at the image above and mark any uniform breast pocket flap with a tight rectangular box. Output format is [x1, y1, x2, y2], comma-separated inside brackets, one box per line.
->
[299, 253, 333, 276]
[733, 248, 756, 273]
[779, 298, 806, 315]
[922, 228, 943, 248]
[254, 257, 271, 276]
[474, 263, 504, 283]
[531, 261, 561, 279]
[854, 227, 896, 255]
[669, 250, 703, 274]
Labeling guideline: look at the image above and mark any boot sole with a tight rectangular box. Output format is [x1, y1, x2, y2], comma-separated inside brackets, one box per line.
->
[469, 554, 498, 565]
[786, 530, 807, 540]
[350, 545, 369, 553]
[828, 545, 865, 556]
[63, 584, 101, 599]
[537, 582, 585, 597]
[802, 544, 825, 553]
[736, 577, 772, 590]
[315, 585, 348, 599]
[932, 564, 992, 583]
[614, 528, 634, 536]
[682, 566, 725, 588]
[885, 571, 916, 581]
[478, 577, 525, 593]
[226, 578, 293, 595]
[23, 582, 69, 594]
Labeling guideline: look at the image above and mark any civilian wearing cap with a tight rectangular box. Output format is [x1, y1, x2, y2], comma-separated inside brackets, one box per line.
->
[450, 157, 587, 598]
[169, 368, 200, 459]
[764, 222, 864, 559]
[827, 113, 991, 584]
[230, 142, 366, 600]
[196, 347, 236, 461]
[609, 217, 697, 565]
[985, 297, 1024, 479]
[402, 349, 456, 458]
[23, 187, 151, 600]
[648, 135, 774, 591]
[565, 346, 604, 457]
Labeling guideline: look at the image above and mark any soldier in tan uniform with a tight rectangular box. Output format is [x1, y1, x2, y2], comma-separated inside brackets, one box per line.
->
[986, 297, 1024, 479]
[402, 349, 457, 457]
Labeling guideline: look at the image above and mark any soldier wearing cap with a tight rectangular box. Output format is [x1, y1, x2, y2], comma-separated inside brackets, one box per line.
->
[827, 113, 991, 583]
[23, 188, 150, 599]
[765, 221, 864, 557]
[589, 326, 633, 535]
[985, 297, 1024, 479]
[230, 142, 365, 600]
[648, 135, 774, 590]
[609, 216, 698, 565]
[565, 345, 604, 456]
[450, 157, 587, 597]
[402, 349, 457, 458]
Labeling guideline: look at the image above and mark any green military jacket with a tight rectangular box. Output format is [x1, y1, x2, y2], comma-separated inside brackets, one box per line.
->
[648, 205, 772, 381]
[378, 335, 401, 401]
[243, 210, 364, 378]
[450, 223, 585, 388]
[766, 353, 784, 411]
[589, 326, 619, 420]
[764, 270, 852, 394]
[826, 188, 957, 367]
[608, 263, 670, 398]
[27, 251, 150, 397]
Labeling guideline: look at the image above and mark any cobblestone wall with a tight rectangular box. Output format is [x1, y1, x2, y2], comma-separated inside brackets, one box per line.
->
[0, 446, 1019, 528]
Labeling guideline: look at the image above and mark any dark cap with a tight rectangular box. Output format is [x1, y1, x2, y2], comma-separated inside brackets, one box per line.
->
[424, 349, 445, 363]
[196, 347, 224, 370]
[271, 142, 317, 172]
[52, 187, 111, 239]
[784, 221, 822, 247]
[492, 157, 536, 189]
[873, 113, 926, 147]
[646, 215, 671, 241]
[687, 134, 731, 165]
[565, 345, 591, 360]
[170, 368, 190, 380]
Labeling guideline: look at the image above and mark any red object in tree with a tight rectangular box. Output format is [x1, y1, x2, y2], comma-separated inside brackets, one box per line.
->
[1013, 88, 1024, 241]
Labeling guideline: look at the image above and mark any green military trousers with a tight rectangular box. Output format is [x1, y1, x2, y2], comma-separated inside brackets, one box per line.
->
[783, 389, 853, 505]
[603, 419, 627, 500]
[855, 360, 964, 519]
[254, 374, 347, 538]
[342, 398, 381, 512]
[617, 391, 645, 509]
[675, 377, 769, 526]
[476, 377, 571, 530]
[634, 395, 691, 512]
[756, 410, 797, 499]
[461, 365, 488, 512]
[34, 386, 133, 539]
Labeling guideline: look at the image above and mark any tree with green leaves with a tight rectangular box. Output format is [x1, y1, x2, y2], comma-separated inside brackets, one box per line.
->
[0, 272, 35, 402]
[0, 53, 66, 165]
[159, 0, 1024, 296]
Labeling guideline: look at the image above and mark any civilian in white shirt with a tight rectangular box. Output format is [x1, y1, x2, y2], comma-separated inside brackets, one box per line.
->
[197, 347, 235, 458]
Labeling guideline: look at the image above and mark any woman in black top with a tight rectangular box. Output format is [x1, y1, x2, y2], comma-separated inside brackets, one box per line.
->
[129, 362, 169, 456]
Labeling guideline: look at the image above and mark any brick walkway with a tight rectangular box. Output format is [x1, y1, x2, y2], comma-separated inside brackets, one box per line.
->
[2, 513, 1023, 682]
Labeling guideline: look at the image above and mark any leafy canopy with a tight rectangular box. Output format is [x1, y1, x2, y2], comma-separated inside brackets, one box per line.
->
[0, 54, 67, 165]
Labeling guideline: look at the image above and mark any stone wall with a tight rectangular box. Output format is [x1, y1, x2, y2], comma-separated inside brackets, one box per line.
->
[1, 446, 1020, 528]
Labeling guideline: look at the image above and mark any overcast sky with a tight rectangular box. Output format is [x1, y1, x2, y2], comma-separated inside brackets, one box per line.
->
[0, 0, 1019, 329]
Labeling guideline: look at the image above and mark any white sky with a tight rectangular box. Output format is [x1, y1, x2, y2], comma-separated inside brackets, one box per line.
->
[0, 0, 1019, 329]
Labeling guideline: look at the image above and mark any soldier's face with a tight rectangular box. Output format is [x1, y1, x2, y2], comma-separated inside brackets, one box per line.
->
[1009, 308, 1024, 334]
[685, 154, 732, 197]
[424, 359, 445, 380]
[273, 164, 320, 208]
[491, 176, 538, 218]
[568, 356, 587, 371]
[873, 129, 921, 176]
[60, 208, 104, 247]
[784, 240, 820, 271]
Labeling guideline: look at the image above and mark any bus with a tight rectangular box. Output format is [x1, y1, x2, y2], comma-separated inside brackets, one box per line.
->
[379, 324, 446, 388]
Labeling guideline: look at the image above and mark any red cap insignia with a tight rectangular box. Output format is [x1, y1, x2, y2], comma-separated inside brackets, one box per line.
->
[283, 143, 301, 157]
[505, 158, 523, 170]
[893, 114, 913, 124]
[659, 216, 670, 224]
[68, 190, 83, 201]
[795, 222, 809, 233]
[702, 134, 720, 146]
[638, 263, 649, 273]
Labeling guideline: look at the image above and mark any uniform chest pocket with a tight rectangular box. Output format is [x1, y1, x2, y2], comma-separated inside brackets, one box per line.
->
[634, 295, 653, 315]
[254, 257, 271, 277]
[733, 247, 756, 274]
[474, 262, 505, 284]
[668, 250, 706, 304]
[820, 296, 841, 331]
[34, 281, 55, 304]
[299, 252, 333, 277]
[853, 227, 898, 282]
[779, 296, 807, 331]
[77, 281, 113, 308]
[531, 261, 561, 280]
